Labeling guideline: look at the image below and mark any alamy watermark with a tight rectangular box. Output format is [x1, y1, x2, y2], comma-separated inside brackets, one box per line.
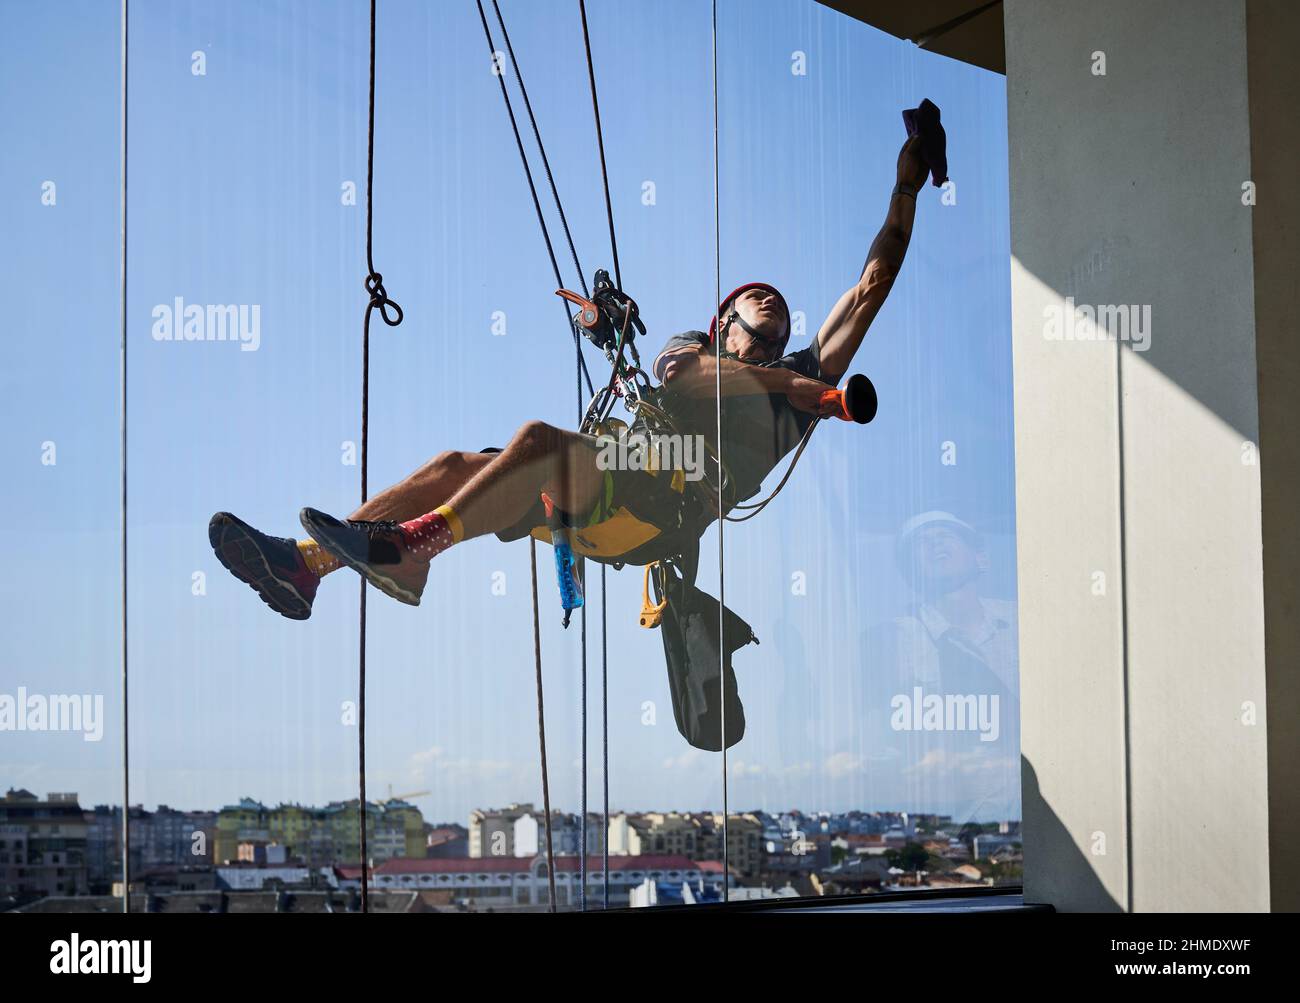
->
[151, 297, 261, 352]
[890, 686, 1000, 742]
[1043, 297, 1151, 352]
[0, 688, 104, 741]
[50, 934, 151, 982]
[595, 428, 706, 482]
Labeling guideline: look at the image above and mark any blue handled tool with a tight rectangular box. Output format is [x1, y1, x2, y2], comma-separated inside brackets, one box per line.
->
[542, 493, 584, 627]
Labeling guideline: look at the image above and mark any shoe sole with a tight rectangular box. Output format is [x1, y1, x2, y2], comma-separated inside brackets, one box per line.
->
[209, 514, 313, 621]
[298, 509, 422, 607]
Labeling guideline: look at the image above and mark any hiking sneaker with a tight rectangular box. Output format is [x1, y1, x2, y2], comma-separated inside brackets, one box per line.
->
[209, 512, 318, 620]
[298, 507, 429, 606]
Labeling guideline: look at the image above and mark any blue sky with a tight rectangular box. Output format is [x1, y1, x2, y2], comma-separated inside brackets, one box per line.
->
[0, 0, 1016, 827]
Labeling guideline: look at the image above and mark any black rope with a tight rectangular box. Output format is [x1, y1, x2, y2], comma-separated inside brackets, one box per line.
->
[364, 0, 403, 331]
[710, 0, 729, 904]
[530, 539, 558, 911]
[579, 0, 622, 292]
[475, 0, 595, 398]
[580, 561, 588, 911]
[359, 0, 403, 914]
[492, 1, 589, 300]
[574, 336, 588, 911]
[600, 563, 608, 909]
[576, 0, 616, 909]
[119, 0, 130, 915]
[481, 0, 632, 911]
[475, 0, 585, 910]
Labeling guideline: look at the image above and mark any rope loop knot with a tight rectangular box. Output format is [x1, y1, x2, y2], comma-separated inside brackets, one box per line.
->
[365, 271, 403, 327]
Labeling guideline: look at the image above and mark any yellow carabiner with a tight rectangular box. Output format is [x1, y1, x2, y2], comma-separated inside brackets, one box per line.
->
[638, 562, 668, 628]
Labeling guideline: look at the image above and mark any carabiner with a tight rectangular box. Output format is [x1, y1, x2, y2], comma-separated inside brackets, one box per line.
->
[638, 562, 668, 629]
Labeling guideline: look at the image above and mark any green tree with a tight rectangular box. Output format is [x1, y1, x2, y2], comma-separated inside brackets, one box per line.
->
[884, 843, 929, 870]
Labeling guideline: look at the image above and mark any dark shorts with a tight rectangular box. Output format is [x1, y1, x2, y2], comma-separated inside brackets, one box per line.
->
[486, 440, 712, 566]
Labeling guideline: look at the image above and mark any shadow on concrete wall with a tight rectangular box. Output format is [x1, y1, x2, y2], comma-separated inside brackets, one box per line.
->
[1021, 757, 1121, 912]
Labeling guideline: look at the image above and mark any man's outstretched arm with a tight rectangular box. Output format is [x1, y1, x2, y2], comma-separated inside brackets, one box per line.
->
[656, 346, 835, 414]
[815, 134, 929, 381]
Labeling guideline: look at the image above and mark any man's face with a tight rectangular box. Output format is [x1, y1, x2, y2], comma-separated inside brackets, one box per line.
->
[723, 287, 789, 361]
[906, 525, 986, 596]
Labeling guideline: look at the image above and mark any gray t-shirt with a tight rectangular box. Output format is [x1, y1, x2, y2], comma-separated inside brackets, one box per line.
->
[650, 331, 836, 506]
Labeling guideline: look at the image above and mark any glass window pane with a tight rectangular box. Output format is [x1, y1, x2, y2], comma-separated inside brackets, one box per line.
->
[715, 0, 1019, 898]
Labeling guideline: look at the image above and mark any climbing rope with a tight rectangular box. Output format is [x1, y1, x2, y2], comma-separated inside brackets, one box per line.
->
[118, 0, 131, 915]
[476, 0, 595, 396]
[476, 0, 587, 910]
[725, 419, 821, 522]
[478, 0, 630, 911]
[358, 0, 404, 914]
[577, 0, 615, 909]
[529, 539, 558, 910]
[355, 0, 621, 915]
[491, 3, 590, 302]
[580, 0, 622, 293]
[710, 0, 730, 903]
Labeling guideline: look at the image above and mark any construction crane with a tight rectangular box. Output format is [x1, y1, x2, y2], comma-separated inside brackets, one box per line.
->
[377, 785, 430, 805]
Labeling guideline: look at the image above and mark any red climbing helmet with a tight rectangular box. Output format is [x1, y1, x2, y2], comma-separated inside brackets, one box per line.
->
[708, 282, 791, 347]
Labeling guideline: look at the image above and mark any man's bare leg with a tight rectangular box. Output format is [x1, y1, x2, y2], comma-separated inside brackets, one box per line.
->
[211, 451, 492, 617]
[346, 423, 602, 533]
[298, 420, 604, 605]
[211, 424, 600, 616]
[440, 420, 604, 540]
[349, 450, 494, 523]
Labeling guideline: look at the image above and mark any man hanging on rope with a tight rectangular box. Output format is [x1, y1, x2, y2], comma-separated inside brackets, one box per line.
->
[210, 128, 937, 619]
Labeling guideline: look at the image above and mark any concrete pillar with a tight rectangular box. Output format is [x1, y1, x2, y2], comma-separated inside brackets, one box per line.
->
[1247, 0, 1300, 914]
[1006, 0, 1294, 911]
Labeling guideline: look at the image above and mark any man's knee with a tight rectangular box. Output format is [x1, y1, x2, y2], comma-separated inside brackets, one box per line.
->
[509, 419, 562, 455]
[421, 450, 482, 480]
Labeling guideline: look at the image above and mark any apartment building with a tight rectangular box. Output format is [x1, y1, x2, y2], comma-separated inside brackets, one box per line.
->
[0, 789, 88, 898]
[213, 798, 424, 866]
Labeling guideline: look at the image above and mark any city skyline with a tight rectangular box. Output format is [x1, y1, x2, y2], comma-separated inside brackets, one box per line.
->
[4, 782, 1021, 830]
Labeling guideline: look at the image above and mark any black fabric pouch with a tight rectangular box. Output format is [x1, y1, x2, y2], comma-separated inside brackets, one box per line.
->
[653, 556, 757, 752]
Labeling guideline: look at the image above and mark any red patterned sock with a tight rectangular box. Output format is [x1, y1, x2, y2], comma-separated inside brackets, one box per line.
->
[398, 504, 463, 561]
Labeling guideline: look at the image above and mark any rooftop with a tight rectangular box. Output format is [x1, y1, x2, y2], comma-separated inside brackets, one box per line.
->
[374, 854, 701, 876]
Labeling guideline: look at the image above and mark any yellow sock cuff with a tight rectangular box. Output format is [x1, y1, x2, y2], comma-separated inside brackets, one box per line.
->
[298, 538, 341, 578]
[434, 504, 464, 544]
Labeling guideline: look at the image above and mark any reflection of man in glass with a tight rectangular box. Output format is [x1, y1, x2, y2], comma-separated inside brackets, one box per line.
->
[894, 512, 1017, 694]
[865, 511, 1019, 827]
[208, 129, 936, 620]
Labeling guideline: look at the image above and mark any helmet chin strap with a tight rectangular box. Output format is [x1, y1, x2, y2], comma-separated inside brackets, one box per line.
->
[721, 308, 786, 347]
